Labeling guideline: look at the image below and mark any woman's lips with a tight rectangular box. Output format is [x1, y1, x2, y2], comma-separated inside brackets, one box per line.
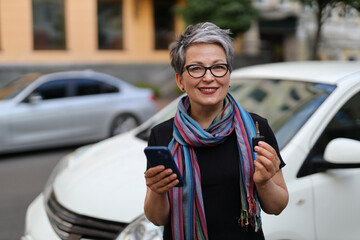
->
[198, 87, 218, 94]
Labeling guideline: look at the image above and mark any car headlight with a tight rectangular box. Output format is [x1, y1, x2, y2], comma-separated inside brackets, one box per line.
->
[43, 144, 92, 202]
[116, 214, 163, 240]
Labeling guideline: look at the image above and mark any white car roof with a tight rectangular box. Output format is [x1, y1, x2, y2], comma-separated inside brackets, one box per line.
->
[231, 61, 360, 84]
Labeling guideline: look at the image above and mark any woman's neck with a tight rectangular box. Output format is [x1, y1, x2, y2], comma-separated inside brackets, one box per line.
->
[189, 102, 224, 129]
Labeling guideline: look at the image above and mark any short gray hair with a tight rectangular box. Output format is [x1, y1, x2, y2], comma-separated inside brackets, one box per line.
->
[169, 22, 234, 76]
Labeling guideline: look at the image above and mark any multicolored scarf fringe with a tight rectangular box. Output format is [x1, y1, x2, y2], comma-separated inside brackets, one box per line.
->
[168, 93, 261, 240]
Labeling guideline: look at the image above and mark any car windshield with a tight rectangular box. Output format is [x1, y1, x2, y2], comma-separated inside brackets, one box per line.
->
[137, 78, 336, 149]
[0, 73, 42, 100]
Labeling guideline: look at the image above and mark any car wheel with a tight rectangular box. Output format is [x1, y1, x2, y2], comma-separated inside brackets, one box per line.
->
[110, 114, 139, 136]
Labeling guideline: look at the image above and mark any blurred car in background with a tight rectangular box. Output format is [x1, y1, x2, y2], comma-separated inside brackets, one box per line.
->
[0, 70, 157, 154]
[22, 61, 360, 240]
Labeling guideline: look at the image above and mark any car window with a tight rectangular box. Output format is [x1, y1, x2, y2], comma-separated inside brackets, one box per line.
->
[230, 79, 336, 149]
[298, 91, 360, 177]
[136, 79, 336, 149]
[73, 79, 119, 96]
[317, 91, 360, 149]
[32, 79, 68, 100]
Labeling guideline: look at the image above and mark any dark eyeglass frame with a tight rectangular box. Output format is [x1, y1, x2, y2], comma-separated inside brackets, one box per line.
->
[184, 63, 230, 78]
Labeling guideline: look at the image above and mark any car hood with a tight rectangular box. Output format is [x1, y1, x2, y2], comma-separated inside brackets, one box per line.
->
[53, 131, 148, 223]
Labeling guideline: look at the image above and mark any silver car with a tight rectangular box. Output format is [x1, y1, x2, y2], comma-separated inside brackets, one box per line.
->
[0, 70, 158, 154]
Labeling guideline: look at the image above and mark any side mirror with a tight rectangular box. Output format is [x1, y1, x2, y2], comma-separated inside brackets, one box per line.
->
[324, 138, 360, 164]
[313, 138, 360, 171]
[27, 93, 42, 104]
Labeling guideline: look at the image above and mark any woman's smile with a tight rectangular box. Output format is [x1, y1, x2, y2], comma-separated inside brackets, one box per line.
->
[198, 87, 219, 94]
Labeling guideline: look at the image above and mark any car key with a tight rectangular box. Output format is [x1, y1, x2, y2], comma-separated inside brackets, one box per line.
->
[252, 121, 265, 151]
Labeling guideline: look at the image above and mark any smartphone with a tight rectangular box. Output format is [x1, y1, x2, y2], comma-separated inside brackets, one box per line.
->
[144, 146, 184, 187]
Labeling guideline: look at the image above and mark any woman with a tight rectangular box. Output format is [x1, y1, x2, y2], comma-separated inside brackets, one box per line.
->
[144, 22, 288, 240]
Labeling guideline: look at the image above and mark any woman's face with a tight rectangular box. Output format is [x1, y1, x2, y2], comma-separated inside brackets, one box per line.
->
[176, 43, 230, 112]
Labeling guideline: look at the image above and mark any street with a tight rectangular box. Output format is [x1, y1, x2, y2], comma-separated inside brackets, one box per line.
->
[0, 147, 77, 240]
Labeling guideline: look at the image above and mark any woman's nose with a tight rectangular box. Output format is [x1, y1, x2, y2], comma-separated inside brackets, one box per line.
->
[202, 69, 215, 81]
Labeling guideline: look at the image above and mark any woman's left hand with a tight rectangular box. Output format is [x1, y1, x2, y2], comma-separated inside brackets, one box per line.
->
[253, 141, 281, 185]
[253, 141, 288, 215]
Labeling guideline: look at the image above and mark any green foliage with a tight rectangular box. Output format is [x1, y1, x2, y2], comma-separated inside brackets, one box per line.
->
[134, 82, 161, 98]
[176, 0, 258, 36]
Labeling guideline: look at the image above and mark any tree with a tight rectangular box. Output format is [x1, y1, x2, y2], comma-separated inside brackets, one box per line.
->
[297, 0, 360, 60]
[175, 0, 258, 37]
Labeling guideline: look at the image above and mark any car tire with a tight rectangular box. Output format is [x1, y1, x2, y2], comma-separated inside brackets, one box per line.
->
[110, 114, 139, 136]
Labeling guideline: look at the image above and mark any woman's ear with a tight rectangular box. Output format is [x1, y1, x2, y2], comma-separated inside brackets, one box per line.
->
[175, 73, 185, 92]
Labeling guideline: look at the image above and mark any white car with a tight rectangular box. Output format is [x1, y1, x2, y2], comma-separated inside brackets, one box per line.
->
[22, 61, 360, 240]
[0, 70, 157, 154]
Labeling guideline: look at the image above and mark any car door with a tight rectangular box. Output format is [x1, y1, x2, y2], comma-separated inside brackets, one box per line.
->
[303, 91, 360, 240]
[8, 79, 73, 147]
[66, 78, 120, 140]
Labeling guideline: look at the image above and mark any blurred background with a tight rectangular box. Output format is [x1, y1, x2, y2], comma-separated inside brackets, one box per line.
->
[0, 0, 359, 239]
[0, 0, 359, 97]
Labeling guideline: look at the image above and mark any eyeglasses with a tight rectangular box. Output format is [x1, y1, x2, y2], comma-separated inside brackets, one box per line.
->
[185, 63, 230, 78]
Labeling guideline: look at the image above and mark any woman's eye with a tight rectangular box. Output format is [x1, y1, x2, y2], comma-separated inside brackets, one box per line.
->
[213, 65, 226, 70]
[190, 67, 202, 72]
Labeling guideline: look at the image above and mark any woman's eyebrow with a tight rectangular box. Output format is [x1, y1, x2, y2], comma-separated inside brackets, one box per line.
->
[187, 59, 226, 65]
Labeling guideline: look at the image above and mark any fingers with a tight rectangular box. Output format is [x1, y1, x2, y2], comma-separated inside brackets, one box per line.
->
[145, 165, 179, 194]
[145, 165, 165, 179]
[253, 160, 273, 184]
[253, 141, 280, 184]
[254, 141, 280, 170]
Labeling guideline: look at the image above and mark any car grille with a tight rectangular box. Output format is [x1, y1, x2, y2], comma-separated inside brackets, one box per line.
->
[46, 191, 128, 240]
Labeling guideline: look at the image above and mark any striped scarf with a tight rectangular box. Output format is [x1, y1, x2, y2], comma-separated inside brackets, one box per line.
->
[168, 93, 261, 240]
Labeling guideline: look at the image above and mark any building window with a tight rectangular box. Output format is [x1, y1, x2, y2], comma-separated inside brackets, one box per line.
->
[154, 0, 175, 50]
[97, 0, 123, 50]
[32, 0, 66, 50]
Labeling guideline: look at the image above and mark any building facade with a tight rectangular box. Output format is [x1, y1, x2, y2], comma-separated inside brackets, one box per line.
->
[0, 0, 358, 95]
[248, 0, 301, 62]
[247, 0, 360, 62]
[298, 4, 360, 61]
[0, 0, 184, 64]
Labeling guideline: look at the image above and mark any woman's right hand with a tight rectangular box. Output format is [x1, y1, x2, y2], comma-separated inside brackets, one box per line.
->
[144, 165, 177, 225]
[145, 165, 180, 194]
